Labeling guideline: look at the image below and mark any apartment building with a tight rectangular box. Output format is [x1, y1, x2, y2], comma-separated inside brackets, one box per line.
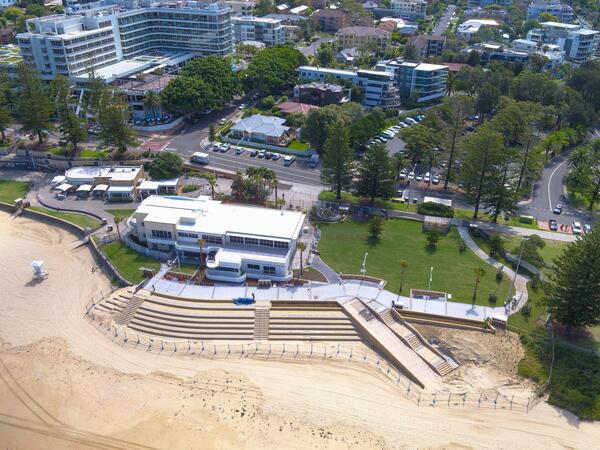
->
[411, 34, 446, 58]
[16, 2, 233, 80]
[225, 0, 256, 16]
[336, 26, 391, 50]
[527, 0, 573, 23]
[376, 59, 448, 103]
[0, 0, 16, 6]
[390, 0, 427, 21]
[129, 195, 306, 283]
[311, 9, 348, 32]
[527, 21, 600, 63]
[467, 0, 511, 7]
[233, 16, 285, 46]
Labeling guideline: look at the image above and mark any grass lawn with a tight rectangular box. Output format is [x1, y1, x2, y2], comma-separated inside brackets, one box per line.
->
[79, 148, 110, 158]
[318, 190, 418, 213]
[318, 219, 512, 306]
[454, 208, 539, 229]
[0, 180, 30, 203]
[287, 140, 310, 151]
[102, 242, 160, 284]
[105, 208, 136, 220]
[29, 205, 102, 229]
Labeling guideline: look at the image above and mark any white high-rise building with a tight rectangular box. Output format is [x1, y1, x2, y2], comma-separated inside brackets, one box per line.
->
[232, 16, 285, 46]
[390, 0, 427, 21]
[17, 2, 233, 80]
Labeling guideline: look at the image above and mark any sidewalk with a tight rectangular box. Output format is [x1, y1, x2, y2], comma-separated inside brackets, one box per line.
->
[458, 226, 529, 313]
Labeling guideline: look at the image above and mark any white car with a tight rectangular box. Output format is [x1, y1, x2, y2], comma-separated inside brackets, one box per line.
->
[572, 221, 582, 234]
[398, 122, 408, 128]
[408, 171, 415, 180]
[416, 173, 424, 182]
[424, 172, 431, 183]
[405, 118, 417, 125]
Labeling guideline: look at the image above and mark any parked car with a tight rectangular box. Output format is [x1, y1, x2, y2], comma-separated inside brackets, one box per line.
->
[584, 223, 592, 233]
[271, 153, 281, 161]
[283, 155, 296, 166]
[416, 173, 423, 182]
[398, 122, 408, 128]
[424, 172, 431, 183]
[413, 115, 423, 122]
[572, 221, 582, 234]
[399, 170, 407, 180]
[549, 219, 558, 231]
[408, 171, 415, 180]
[238, 103, 247, 110]
[257, 150, 266, 158]
[432, 175, 440, 185]
[553, 204, 563, 214]
[405, 118, 417, 125]
[265, 152, 273, 159]
[219, 118, 227, 125]
[235, 147, 245, 155]
[249, 149, 258, 157]
[220, 143, 230, 153]
[212, 144, 221, 152]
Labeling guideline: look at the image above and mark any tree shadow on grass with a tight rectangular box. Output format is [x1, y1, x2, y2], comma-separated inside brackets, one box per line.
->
[366, 236, 381, 247]
[424, 244, 437, 255]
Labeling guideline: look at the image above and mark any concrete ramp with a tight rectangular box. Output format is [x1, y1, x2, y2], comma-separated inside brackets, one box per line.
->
[342, 298, 438, 388]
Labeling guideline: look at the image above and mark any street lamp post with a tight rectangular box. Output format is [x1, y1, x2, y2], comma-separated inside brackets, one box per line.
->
[358, 252, 368, 295]
[428, 266, 433, 291]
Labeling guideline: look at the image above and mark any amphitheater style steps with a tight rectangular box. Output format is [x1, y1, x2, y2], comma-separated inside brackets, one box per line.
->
[115, 295, 145, 325]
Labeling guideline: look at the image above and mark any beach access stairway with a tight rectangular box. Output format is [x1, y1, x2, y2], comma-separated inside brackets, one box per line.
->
[341, 298, 439, 388]
[377, 309, 454, 376]
[253, 302, 270, 340]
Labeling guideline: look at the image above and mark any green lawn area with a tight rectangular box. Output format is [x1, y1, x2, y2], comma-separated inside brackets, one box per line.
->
[0, 180, 30, 203]
[79, 148, 110, 158]
[318, 219, 512, 306]
[318, 190, 418, 213]
[287, 140, 310, 151]
[29, 206, 102, 229]
[101, 242, 160, 284]
[454, 208, 539, 229]
[47, 146, 68, 156]
[105, 208, 136, 220]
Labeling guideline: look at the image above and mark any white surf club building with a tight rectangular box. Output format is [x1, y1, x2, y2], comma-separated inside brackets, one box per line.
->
[129, 196, 306, 283]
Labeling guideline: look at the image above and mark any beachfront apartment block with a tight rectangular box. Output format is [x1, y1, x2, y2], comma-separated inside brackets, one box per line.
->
[225, 0, 256, 16]
[527, 0, 573, 23]
[375, 59, 448, 103]
[232, 16, 286, 46]
[527, 21, 600, 63]
[297, 65, 400, 108]
[16, 2, 233, 80]
[129, 195, 306, 282]
[390, 0, 427, 21]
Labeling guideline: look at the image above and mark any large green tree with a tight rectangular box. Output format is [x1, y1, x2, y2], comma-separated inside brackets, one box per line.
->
[98, 92, 136, 155]
[181, 56, 239, 107]
[59, 112, 86, 155]
[16, 63, 53, 144]
[160, 76, 216, 115]
[301, 105, 348, 153]
[149, 152, 183, 180]
[438, 95, 473, 189]
[460, 125, 504, 219]
[243, 46, 307, 95]
[0, 73, 12, 142]
[545, 229, 600, 328]
[321, 120, 354, 200]
[355, 143, 396, 204]
[565, 141, 600, 210]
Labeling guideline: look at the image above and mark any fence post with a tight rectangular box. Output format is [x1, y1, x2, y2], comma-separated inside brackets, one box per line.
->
[324, 346, 327, 358]
[283, 343, 286, 354]
[432, 393, 437, 407]
[494, 393, 499, 409]
[296, 344, 299, 356]
[136, 333, 140, 345]
[268, 343, 272, 355]
[336, 344, 340, 356]
[123, 331, 128, 344]
[228, 344, 231, 355]
[188, 340, 191, 353]
[148, 338, 152, 350]
[478, 393, 482, 408]
[161, 340, 164, 351]
[418, 391, 421, 406]
[448, 392, 451, 407]
[526, 398, 530, 413]
[510, 395, 514, 410]
[349, 347, 353, 360]
[213, 344, 217, 356]
[407, 382, 411, 395]
[386, 364, 390, 376]
[377, 356, 380, 368]
[113, 325, 118, 337]
[241, 344, 245, 355]
[173, 341, 177, 353]
[463, 394, 466, 407]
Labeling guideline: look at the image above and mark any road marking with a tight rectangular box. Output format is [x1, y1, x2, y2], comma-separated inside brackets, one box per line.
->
[547, 158, 568, 211]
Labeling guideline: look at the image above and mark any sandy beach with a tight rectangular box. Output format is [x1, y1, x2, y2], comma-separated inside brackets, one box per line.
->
[0, 211, 598, 449]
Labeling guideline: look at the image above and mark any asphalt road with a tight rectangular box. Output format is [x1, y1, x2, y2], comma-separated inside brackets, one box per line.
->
[520, 151, 595, 225]
[432, 4, 456, 36]
[166, 107, 323, 186]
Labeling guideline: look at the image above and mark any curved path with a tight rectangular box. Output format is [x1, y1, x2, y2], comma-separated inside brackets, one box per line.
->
[458, 226, 529, 312]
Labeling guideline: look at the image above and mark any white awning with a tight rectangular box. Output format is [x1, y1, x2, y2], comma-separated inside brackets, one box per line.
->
[92, 184, 109, 192]
[107, 186, 134, 193]
[138, 180, 160, 190]
[51, 175, 66, 184]
[55, 183, 74, 192]
[76, 184, 92, 192]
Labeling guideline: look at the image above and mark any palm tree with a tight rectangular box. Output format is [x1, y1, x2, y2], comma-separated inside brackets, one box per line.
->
[272, 176, 279, 206]
[472, 267, 486, 304]
[392, 153, 410, 180]
[207, 174, 216, 199]
[197, 238, 205, 268]
[143, 91, 161, 120]
[296, 241, 306, 277]
[113, 216, 123, 244]
[399, 260, 408, 292]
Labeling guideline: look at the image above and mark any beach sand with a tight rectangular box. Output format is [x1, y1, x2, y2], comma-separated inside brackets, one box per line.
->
[0, 211, 598, 449]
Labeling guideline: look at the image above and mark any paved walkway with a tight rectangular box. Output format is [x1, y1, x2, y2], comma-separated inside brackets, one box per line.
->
[458, 226, 529, 313]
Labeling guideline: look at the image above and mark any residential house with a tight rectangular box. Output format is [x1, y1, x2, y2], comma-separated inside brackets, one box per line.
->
[456, 19, 500, 40]
[293, 82, 349, 106]
[229, 115, 296, 146]
[411, 34, 446, 58]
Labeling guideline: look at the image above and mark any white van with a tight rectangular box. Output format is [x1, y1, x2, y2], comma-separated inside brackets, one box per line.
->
[191, 152, 209, 165]
[283, 155, 296, 166]
[405, 118, 417, 125]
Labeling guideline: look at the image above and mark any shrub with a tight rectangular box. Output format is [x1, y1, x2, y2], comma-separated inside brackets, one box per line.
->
[488, 293, 497, 304]
[521, 304, 532, 317]
[496, 269, 504, 282]
[261, 95, 276, 109]
[149, 152, 183, 180]
[182, 184, 198, 193]
[417, 201, 454, 218]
